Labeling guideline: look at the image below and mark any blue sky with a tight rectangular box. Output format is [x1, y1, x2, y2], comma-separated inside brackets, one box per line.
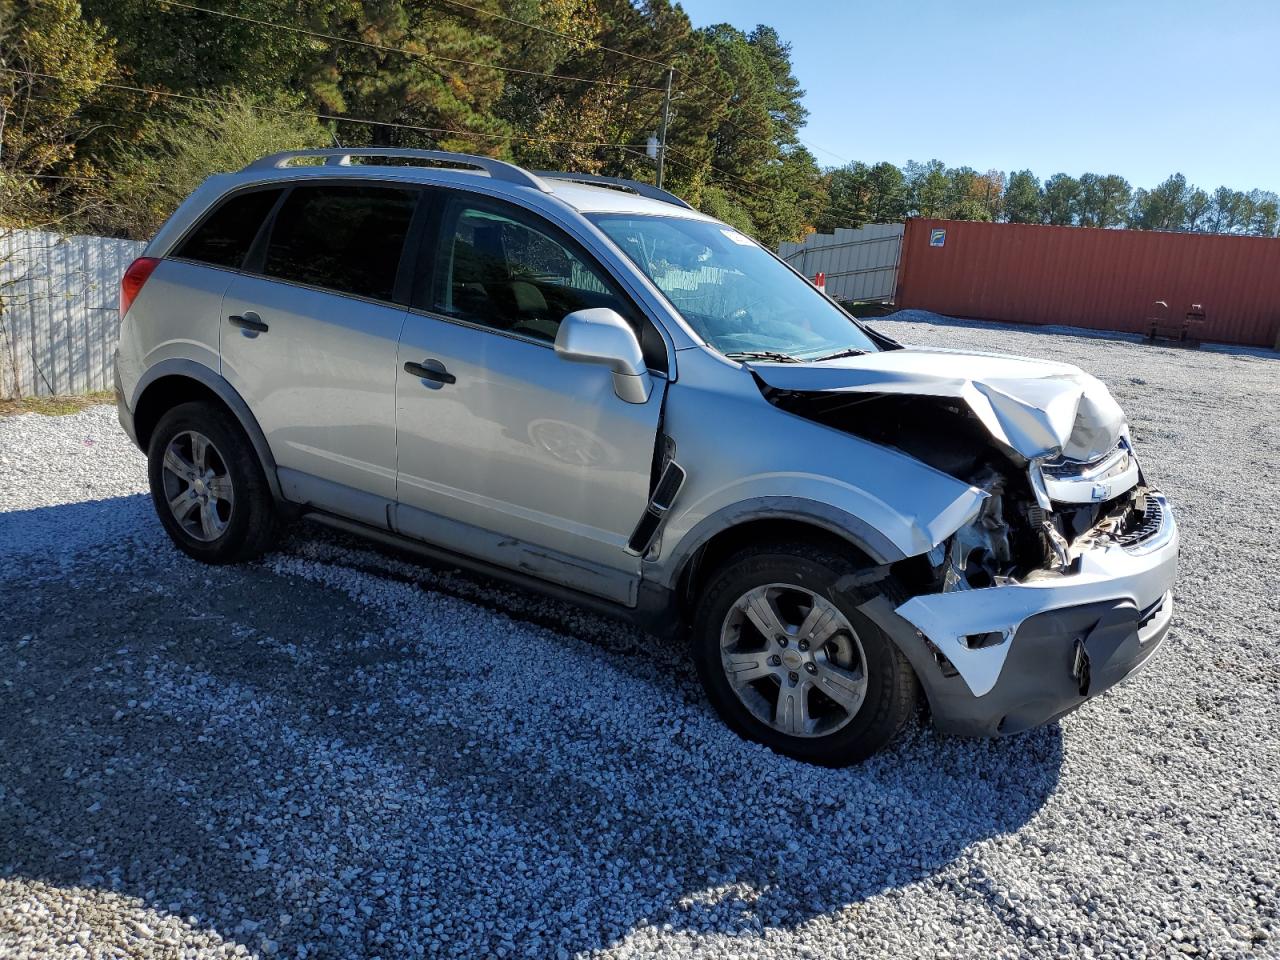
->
[677, 0, 1280, 194]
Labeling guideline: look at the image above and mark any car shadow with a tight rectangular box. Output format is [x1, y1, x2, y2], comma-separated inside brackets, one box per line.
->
[0, 491, 156, 564]
[1, 497, 1065, 957]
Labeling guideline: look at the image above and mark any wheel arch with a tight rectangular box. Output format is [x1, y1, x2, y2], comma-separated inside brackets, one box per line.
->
[666, 505, 904, 621]
[131, 360, 284, 503]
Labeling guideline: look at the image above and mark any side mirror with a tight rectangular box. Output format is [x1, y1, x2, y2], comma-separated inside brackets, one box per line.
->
[554, 308, 652, 404]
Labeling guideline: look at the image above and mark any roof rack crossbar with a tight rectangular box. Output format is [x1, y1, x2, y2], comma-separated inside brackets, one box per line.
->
[533, 171, 694, 210]
[243, 148, 552, 193]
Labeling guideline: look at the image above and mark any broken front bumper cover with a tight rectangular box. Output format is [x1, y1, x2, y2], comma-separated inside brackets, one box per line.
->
[864, 491, 1178, 737]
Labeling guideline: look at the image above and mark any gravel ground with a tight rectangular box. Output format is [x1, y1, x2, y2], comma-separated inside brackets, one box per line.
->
[1, 314, 1277, 959]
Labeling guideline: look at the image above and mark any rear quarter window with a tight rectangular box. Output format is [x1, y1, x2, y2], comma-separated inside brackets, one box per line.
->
[171, 188, 282, 269]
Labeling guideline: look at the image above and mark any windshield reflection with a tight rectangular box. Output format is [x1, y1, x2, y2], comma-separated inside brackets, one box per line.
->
[590, 214, 878, 361]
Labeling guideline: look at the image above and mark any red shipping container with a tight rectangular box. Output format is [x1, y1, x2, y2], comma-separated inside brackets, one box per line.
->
[896, 218, 1280, 348]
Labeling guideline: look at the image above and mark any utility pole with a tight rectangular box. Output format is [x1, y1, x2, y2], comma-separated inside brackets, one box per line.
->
[656, 68, 673, 189]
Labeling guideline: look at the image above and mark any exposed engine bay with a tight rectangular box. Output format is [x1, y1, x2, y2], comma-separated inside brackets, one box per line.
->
[755, 387, 1158, 594]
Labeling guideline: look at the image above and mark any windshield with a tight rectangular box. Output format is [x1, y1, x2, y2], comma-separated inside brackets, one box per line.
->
[589, 213, 878, 361]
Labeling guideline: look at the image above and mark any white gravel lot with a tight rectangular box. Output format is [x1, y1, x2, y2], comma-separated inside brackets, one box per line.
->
[1, 314, 1277, 960]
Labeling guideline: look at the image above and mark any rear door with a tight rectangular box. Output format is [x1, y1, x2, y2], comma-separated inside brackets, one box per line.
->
[219, 181, 420, 526]
[393, 192, 668, 603]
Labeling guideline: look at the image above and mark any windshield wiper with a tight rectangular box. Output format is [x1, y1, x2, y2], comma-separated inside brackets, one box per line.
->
[808, 348, 867, 362]
[723, 350, 802, 363]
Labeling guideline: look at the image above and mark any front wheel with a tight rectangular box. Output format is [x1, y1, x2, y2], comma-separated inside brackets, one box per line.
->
[692, 541, 918, 766]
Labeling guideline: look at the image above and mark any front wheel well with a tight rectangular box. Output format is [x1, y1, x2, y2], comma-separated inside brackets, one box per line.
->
[676, 518, 878, 616]
[133, 375, 232, 452]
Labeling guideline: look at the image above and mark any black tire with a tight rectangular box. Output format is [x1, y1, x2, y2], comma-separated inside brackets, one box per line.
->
[146, 400, 279, 564]
[692, 540, 918, 766]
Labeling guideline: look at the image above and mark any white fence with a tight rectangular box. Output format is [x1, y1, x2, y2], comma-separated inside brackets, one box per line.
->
[778, 223, 904, 303]
[0, 229, 144, 399]
[0, 222, 906, 399]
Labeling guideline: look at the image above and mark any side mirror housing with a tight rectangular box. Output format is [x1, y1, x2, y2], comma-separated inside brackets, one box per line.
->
[554, 308, 652, 404]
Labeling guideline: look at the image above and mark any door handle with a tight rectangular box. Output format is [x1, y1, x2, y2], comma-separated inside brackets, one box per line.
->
[229, 312, 269, 333]
[404, 359, 456, 385]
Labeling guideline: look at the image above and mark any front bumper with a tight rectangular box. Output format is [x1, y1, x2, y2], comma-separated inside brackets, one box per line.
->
[866, 492, 1178, 737]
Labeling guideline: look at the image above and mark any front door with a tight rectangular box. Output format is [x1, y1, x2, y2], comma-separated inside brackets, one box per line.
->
[219, 181, 419, 526]
[393, 194, 666, 603]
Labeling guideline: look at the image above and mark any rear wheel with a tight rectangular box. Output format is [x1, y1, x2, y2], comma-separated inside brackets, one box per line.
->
[147, 401, 278, 564]
[692, 541, 918, 766]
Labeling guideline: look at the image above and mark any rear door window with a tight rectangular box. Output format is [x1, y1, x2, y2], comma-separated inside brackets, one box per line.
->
[172, 188, 281, 269]
[261, 183, 418, 302]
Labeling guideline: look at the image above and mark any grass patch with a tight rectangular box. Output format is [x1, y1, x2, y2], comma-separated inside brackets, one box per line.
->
[0, 391, 115, 417]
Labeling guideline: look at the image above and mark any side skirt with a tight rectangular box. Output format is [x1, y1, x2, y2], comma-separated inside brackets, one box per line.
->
[299, 511, 682, 639]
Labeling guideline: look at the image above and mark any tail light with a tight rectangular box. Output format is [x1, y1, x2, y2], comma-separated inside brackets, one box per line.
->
[120, 257, 161, 318]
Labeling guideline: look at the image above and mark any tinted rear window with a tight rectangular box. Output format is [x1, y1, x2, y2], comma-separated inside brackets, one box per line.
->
[262, 184, 417, 302]
[173, 189, 281, 269]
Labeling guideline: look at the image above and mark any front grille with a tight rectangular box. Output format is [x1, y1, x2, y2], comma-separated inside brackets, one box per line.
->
[1113, 495, 1164, 548]
[1042, 441, 1129, 481]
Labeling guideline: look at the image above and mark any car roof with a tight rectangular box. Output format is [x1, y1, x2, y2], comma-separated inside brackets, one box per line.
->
[223, 150, 714, 221]
[543, 180, 709, 218]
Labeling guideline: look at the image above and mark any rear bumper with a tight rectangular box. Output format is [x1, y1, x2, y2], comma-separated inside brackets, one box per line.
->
[865, 492, 1178, 737]
[114, 351, 139, 448]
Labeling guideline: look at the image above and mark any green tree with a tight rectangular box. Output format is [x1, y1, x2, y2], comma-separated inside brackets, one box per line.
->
[1246, 189, 1279, 237]
[904, 159, 948, 218]
[942, 165, 997, 220]
[1003, 169, 1042, 223]
[817, 161, 870, 230]
[1184, 186, 1211, 231]
[1128, 173, 1189, 231]
[101, 93, 327, 238]
[83, 0, 513, 153]
[302, 1, 513, 151]
[80, 0, 314, 101]
[693, 22, 819, 243]
[815, 160, 910, 231]
[864, 161, 907, 222]
[1041, 173, 1080, 225]
[976, 169, 1005, 221]
[0, 0, 118, 210]
[1207, 187, 1247, 234]
[1076, 173, 1131, 227]
[499, 0, 683, 175]
[698, 183, 754, 234]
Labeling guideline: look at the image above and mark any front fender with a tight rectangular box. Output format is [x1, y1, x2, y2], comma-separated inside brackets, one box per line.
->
[650, 495, 903, 591]
[652, 363, 988, 589]
[652, 479, 983, 591]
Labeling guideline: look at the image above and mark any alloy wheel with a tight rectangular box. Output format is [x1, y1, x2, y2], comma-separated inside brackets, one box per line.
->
[160, 430, 234, 542]
[719, 583, 868, 738]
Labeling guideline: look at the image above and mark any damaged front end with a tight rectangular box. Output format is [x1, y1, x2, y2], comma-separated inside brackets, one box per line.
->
[942, 435, 1158, 594]
[755, 383, 1156, 593]
[751, 352, 1178, 735]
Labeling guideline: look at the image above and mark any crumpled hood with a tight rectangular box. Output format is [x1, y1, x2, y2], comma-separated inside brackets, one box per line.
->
[749, 346, 1125, 461]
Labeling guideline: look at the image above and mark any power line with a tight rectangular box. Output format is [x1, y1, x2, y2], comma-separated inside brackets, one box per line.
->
[158, 0, 667, 92]
[7, 172, 168, 188]
[12, 69, 862, 230]
[664, 145, 871, 226]
[1, 67, 654, 151]
[164, 0, 847, 172]
[426, 0, 849, 164]
[675, 75, 850, 166]
[431, 0, 678, 71]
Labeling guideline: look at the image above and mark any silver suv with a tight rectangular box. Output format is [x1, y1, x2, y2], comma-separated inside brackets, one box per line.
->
[114, 148, 1178, 765]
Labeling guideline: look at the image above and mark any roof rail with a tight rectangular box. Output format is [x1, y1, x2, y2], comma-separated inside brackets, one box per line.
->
[533, 171, 694, 210]
[242, 148, 552, 193]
